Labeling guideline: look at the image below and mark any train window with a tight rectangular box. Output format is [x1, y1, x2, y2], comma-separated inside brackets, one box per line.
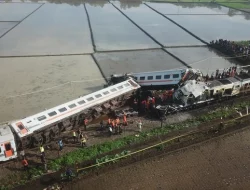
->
[87, 97, 94, 101]
[134, 77, 138, 80]
[140, 76, 145, 80]
[124, 83, 130, 87]
[0, 147, 1, 153]
[69, 104, 77, 109]
[164, 75, 170, 79]
[17, 123, 25, 130]
[78, 100, 86, 105]
[103, 91, 110, 95]
[37, 115, 46, 121]
[156, 75, 161, 80]
[48, 111, 57, 117]
[111, 88, 117, 92]
[58, 107, 67, 112]
[148, 76, 153, 80]
[173, 74, 179, 78]
[118, 86, 124, 89]
[95, 94, 102, 98]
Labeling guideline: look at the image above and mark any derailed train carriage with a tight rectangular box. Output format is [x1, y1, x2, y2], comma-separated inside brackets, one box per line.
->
[173, 73, 250, 107]
[0, 78, 140, 162]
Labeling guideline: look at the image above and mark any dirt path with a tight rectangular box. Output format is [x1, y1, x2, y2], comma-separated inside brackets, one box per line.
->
[68, 127, 250, 190]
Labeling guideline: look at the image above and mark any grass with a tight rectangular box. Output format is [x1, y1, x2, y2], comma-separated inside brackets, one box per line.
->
[1, 100, 250, 190]
[145, 0, 250, 11]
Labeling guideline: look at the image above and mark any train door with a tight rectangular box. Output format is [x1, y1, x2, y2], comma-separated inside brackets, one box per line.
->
[4, 142, 14, 158]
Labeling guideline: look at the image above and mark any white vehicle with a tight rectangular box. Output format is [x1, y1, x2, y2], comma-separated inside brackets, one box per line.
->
[0, 125, 17, 161]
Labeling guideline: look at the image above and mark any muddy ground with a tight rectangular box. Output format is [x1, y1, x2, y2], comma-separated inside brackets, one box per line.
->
[66, 126, 250, 190]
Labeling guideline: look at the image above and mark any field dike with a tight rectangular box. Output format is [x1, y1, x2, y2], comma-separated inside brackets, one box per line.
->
[6, 98, 250, 190]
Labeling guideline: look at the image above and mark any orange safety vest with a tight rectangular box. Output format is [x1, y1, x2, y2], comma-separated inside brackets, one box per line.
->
[22, 159, 28, 166]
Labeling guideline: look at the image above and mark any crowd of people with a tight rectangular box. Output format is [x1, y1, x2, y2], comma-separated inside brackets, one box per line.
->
[210, 39, 250, 61]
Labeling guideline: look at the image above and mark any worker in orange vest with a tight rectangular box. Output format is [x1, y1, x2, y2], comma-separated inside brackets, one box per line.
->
[84, 118, 88, 131]
[123, 114, 127, 126]
[22, 158, 29, 171]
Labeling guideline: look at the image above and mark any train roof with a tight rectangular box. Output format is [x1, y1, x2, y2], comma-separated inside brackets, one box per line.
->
[10, 78, 140, 138]
[235, 73, 250, 81]
[132, 68, 187, 75]
[0, 125, 15, 143]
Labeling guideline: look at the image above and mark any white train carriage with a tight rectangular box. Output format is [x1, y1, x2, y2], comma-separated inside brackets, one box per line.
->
[0, 125, 17, 162]
[208, 78, 241, 97]
[131, 68, 202, 88]
[9, 78, 140, 147]
[132, 69, 187, 87]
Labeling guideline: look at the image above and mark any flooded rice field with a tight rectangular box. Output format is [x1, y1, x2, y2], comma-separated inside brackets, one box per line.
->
[167, 14, 250, 42]
[0, 3, 93, 56]
[113, 2, 204, 47]
[0, 0, 249, 122]
[146, 2, 244, 15]
[94, 49, 186, 78]
[0, 22, 17, 36]
[85, 3, 160, 51]
[166, 47, 241, 75]
[0, 55, 105, 122]
[0, 3, 42, 21]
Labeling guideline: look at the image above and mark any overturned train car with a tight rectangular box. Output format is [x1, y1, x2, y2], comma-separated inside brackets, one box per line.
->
[0, 78, 140, 161]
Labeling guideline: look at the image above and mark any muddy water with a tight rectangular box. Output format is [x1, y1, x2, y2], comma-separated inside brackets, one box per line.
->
[146, 2, 243, 15]
[0, 3, 93, 56]
[94, 49, 186, 78]
[0, 55, 105, 122]
[113, 2, 204, 47]
[85, 3, 160, 51]
[165, 47, 240, 75]
[0, 3, 42, 21]
[167, 14, 250, 42]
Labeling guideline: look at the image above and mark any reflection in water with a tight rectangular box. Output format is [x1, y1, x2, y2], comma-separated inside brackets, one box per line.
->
[165, 47, 242, 75]
[3, 0, 143, 7]
[94, 49, 186, 78]
[167, 14, 250, 42]
[86, 3, 159, 51]
[147, 2, 250, 20]
[112, 2, 203, 47]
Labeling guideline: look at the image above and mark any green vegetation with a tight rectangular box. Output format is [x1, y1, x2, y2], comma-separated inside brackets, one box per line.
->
[145, 0, 250, 11]
[1, 100, 250, 190]
[234, 40, 250, 46]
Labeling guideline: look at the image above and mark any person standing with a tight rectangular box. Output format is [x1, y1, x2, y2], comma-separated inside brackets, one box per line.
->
[22, 158, 29, 171]
[72, 131, 77, 143]
[83, 118, 88, 131]
[40, 145, 45, 157]
[137, 120, 142, 132]
[58, 139, 63, 151]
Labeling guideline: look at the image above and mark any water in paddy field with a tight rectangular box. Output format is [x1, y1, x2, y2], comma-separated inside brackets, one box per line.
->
[94, 49, 187, 78]
[165, 47, 242, 75]
[0, 0, 249, 122]
[85, 3, 160, 51]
